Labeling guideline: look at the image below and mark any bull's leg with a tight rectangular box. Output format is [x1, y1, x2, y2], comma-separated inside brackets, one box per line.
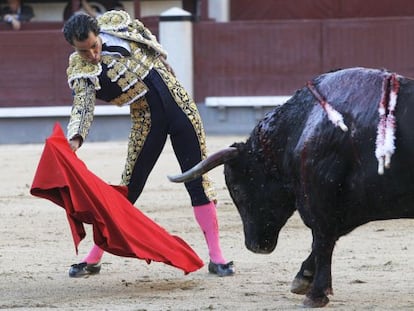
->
[291, 251, 315, 295]
[302, 237, 335, 308]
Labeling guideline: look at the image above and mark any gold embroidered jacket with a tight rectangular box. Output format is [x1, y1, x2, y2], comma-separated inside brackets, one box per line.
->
[65, 11, 216, 200]
[66, 10, 167, 141]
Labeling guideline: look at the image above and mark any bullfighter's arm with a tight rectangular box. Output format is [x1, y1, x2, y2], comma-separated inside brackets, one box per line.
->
[67, 78, 96, 149]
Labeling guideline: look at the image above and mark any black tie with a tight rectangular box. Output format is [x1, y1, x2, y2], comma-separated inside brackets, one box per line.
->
[102, 43, 130, 56]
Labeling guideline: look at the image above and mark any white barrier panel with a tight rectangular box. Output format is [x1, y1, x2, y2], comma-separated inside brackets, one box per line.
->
[0, 105, 130, 118]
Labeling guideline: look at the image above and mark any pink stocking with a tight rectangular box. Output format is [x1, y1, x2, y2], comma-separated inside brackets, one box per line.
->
[81, 244, 104, 264]
[193, 201, 227, 264]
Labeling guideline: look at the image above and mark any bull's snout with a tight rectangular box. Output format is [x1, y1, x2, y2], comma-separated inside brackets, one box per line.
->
[242, 222, 279, 254]
[245, 238, 277, 254]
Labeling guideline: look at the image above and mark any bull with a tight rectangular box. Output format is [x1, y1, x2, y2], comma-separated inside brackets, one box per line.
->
[168, 67, 414, 307]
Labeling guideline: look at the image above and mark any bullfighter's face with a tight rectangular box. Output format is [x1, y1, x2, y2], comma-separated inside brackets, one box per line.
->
[73, 31, 103, 65]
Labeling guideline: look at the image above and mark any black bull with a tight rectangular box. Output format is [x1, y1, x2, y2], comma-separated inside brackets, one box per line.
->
[168, 67, 414, 307]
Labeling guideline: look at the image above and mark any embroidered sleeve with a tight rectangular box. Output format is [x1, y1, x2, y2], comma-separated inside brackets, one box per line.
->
[67, 78, 96, 142]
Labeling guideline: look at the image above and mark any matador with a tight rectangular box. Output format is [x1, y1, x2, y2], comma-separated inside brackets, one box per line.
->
[63, 10, 235, 277]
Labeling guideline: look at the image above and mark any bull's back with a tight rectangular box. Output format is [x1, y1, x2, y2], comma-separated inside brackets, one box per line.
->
[289, 68, 414, 221]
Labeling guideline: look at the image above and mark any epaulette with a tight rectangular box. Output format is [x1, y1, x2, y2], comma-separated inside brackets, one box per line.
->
[98, 10, 130, 31]
[66, 52, 102, 90]
[97, 10, 167, 58]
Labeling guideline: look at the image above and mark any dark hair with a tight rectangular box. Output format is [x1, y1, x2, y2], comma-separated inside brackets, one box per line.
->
[112, 1, 125, 10]
[62, 13, 100, 45]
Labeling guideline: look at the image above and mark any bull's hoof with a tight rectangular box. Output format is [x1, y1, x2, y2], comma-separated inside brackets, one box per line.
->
[303, 295, 329, 308]
[290, 276, 312, 295]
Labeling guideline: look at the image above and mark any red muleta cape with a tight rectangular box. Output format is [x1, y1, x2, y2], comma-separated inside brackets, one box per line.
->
[30, 123, 203, 274]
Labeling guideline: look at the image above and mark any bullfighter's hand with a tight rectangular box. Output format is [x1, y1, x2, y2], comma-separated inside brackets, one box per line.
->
[69, 137, 82, 152]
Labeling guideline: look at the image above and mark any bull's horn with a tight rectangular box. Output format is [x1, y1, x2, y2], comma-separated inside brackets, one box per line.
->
[168, 147, 239, 183]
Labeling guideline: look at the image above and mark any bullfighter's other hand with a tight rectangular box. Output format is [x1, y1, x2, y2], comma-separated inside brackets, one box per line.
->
[69, 137, 82, 152]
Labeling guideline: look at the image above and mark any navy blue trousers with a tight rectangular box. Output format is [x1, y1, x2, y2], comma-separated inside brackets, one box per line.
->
[127, 69, 210, 206]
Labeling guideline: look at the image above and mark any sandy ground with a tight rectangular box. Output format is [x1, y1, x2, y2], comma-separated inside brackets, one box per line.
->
[1, 130, 414, 311]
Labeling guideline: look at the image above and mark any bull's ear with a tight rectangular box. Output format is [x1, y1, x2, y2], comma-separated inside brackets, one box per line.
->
[168, 147, 239, 183]
[230, 142, 243, 149]
[229, 142, 247, 158]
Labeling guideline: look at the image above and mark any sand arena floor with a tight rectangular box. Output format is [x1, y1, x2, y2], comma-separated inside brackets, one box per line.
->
[1, 134, 414, 310]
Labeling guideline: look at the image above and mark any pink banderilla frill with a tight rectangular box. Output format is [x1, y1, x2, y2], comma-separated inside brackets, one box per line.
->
[375, 73, 399, 175]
